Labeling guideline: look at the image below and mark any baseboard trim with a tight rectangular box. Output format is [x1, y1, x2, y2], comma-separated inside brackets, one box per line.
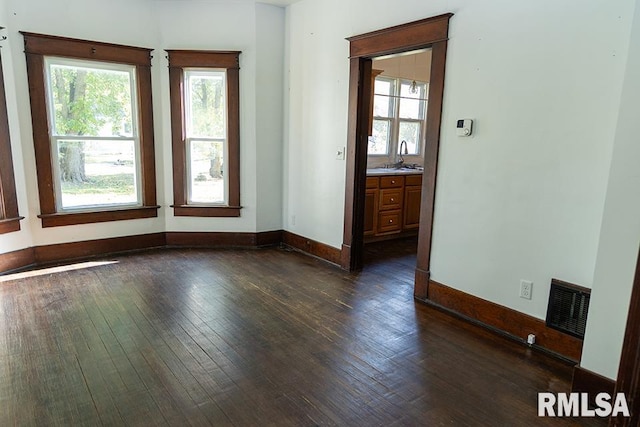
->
[422, 279, 584, 362]
[414, 267, 430, 300]
[0, 230, 331, 274]
[572, 366, 616, 403]
[34, 233, 167, 265]
[282, 231, 342, 266]
[166, 231, 282, 248]
[0, 247, 36, 274]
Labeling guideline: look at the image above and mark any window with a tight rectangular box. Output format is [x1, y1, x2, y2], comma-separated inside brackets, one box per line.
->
[369, 76, 428, 159]
[167, 50, 241, 217]
[22, 32, 158, 227]
[0, 50, 23, 234]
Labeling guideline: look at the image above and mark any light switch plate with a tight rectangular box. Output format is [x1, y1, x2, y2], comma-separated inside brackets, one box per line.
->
[336, 146, 345, 160]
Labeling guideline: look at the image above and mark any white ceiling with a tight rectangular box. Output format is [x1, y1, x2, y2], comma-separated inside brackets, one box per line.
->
[259, 0, 300, 6]
[148, 0, 301, 7]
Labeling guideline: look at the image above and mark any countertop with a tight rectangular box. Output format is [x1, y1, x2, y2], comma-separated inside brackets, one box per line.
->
[366, 167, 424, 176]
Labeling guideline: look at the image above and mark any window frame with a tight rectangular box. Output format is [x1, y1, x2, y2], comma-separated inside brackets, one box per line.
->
[167, 50, 241, 217]
[22, 32, 158, 228]
[0, 49, 23, 234]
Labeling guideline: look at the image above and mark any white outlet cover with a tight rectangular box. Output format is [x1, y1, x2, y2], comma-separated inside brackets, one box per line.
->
[520, 280, 533, 299]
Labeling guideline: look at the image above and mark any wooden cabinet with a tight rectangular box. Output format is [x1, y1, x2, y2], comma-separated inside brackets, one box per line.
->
[364, 177, 379, 236]
[364, 173, 422, 239]
[403, 175, 422, 230]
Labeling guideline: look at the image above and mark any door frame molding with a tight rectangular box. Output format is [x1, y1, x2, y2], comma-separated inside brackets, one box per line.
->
[611, 247, 640, 425]
[341, 14, 452, 301]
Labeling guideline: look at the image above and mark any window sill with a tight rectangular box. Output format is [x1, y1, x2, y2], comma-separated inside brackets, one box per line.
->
[38, 206, 160, 228]
[172, 205, 241, 218]
[0, 216, 24, 234]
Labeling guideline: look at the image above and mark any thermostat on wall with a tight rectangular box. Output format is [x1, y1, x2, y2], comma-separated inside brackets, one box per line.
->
[456, 119, 473, 137]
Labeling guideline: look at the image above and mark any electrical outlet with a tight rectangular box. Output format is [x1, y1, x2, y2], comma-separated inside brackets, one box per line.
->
[520, 280, 533, 300]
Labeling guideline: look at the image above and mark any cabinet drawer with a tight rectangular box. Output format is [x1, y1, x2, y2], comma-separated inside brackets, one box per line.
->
[380, 175, 404, 189]
[378, 210, 402, 234]
[405, 174, 422, 186]
[379, 189, 403, 211]
[366, 177, 379, 189]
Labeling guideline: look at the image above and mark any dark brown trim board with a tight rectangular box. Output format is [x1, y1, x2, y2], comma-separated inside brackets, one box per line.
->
[283, 231, 342, 266]
[34, 233, 167, 265]
[423, 280, 584, 362]
[572, 366, 616, 406]
[342, 14, 452, 275]
[0, 50, 22, 234]
[0, 248, 36, 274]
[0, 231, 285, 275]
[166, 231, 281, 248]
[611, 247, 640, 426]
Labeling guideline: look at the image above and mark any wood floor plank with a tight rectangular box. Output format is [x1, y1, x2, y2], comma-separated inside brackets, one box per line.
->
[0, 239, 607, 426]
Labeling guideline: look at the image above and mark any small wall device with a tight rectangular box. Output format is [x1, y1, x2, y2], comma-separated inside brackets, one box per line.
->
[456, 119, 473, 137]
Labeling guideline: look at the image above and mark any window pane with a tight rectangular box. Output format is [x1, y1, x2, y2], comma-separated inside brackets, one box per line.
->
[373, 94, 392, 118]
[399, 98, 423, 120]
[369, 120, 390, 155]
[374, 79, 392, 95]
[57, 139, 139, 209]
[400, 81, 424, 98]
[188, 139, 225, 204]
[186, 71, 226, 139]
[398, 122, 421, 155]
[399, 81, 427, 120]
[49, 62, 134, 137]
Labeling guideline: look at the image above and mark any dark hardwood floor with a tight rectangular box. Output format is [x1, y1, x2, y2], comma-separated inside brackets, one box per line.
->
[0, 239, 605, 426]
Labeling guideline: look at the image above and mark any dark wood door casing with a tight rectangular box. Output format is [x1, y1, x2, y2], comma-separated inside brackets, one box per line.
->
[611, 247, 640, 426]
[341, 14, 453, 302]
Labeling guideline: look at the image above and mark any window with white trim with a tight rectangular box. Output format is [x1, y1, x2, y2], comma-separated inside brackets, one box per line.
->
[45, 58, 141, 211]
[369, 76, 428, 160]
[184, 69, 227, 205]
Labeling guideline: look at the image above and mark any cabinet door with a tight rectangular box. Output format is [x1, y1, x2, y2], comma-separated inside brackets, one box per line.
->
[364, 188, 378, 236]
[403, 186, 422, 230]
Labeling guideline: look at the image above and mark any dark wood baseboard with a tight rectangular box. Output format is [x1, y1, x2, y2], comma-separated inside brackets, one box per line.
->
[572, 365, 616, 406]
[166, 231, 282, 248]
[0, 230, 296, 275]
[283, 231, 342, 266]
[414, 267, 430, 299]
[421, 280, 584, 362]
[35, 233, 167, 265]
[0, 247, 36, 274]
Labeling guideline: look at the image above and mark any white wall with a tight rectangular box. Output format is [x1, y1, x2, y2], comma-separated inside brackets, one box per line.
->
[255, 4, 285, 232]
[0, 0, 285, 257]
[284, 0, 633, 336]
[580, 0, 640, 381]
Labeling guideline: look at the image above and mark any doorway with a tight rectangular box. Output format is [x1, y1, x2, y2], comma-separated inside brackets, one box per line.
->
[340, 14, 453, 301]
[362, 49, 432, 269]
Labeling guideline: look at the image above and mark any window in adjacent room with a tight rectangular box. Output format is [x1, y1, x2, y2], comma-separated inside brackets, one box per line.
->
[167, 50, 241, 217]
[0, 49, 22, 234]
[22, 32, 158, 227]
[369, 76, 428, 161]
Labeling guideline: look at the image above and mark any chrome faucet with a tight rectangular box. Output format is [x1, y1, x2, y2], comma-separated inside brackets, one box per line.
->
[397, 140, 408, 166]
